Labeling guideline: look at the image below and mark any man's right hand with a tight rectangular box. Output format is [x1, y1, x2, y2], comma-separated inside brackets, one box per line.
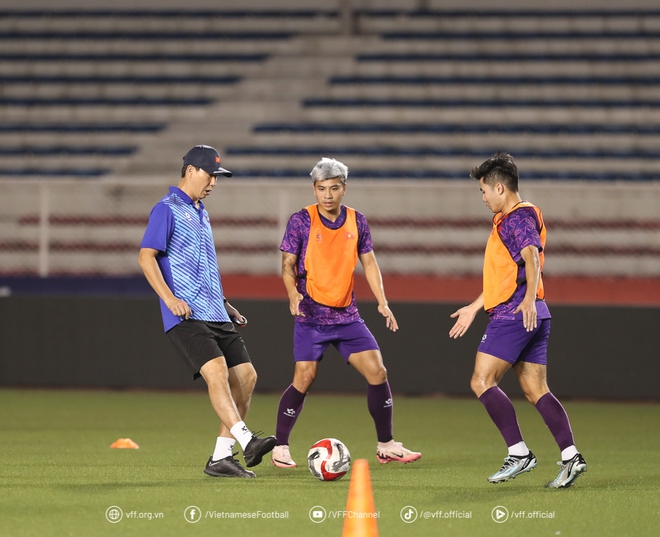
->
[289, 292, 305, 317]
[166, 297, 192, 319]
[449, 305, 478, 339]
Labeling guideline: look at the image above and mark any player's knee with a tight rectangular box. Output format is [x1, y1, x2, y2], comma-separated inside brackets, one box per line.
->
[469, 377, 480, 396]
[524, 387, 548, 406]
[518, 378, 548, 405]
[200, 360, 229, 385]
[470, 375, 491, 397]
[293, 367, 317, 392]
[244, 366, 258, 390]
[370, 365, 387, 384]
[303, 370, 317, 387]
[520, 388, 536, 404]
[294, 376, 314, 393]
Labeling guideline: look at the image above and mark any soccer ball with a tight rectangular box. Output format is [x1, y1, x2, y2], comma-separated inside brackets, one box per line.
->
[307, 438, 351, 481]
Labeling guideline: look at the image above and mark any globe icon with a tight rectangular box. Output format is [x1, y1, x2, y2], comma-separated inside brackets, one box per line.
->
[105, 506, 123, 523]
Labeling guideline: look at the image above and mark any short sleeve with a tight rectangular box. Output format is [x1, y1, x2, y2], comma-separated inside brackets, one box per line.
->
[500, 208, 542, 260]
[356, 211, 373, 255]
[140, 202, 174, 253]
[280, 210, 307, 255]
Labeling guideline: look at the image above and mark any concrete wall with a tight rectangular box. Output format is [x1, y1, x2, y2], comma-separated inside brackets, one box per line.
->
[1, 296, 657, 400]
[3, 180, 659, 277]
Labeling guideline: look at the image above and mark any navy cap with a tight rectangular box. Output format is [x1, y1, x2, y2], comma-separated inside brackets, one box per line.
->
[182, 145, 232, 177]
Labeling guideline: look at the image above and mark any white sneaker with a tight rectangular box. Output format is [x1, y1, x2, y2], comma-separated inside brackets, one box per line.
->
[376, 440, 422, 464]
[271, 444, 297, 468]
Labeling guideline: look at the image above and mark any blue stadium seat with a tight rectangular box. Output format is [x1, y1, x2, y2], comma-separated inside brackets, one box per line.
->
[0, 30, 294, 40]
[356, 9, 660, 17]
[329, 76, 660, 86]
[381, 30, 660, 40]
[356, 53, 660, 62]
[225, 146, 660, 159]
[303, 99, 660, 108]
[0, 97, 214, 106]
[231, 169, 660, 181]
[0, 168, 110, 177]
[0, 9, 337, 18]
[0, 123, 165, 133]
[0, 53, 268, 62]
[0, 75, 241, 84]
[253, 123, 660, 135]
[0, 146, 137, 156]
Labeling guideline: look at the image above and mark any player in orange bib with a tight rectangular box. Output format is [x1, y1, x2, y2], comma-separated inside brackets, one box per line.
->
[271, 158, 421, 469]
[449, 152, 587, 489]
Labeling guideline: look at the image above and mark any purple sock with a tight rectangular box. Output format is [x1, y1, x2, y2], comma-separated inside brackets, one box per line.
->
[275, 384, 306, 445]
[478, 387, 524, 447]
[367, 381, 393, 443]
[535, 392, 575, 451]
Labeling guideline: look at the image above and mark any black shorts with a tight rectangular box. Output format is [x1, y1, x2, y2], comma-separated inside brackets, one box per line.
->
[167, 320, 251, 380]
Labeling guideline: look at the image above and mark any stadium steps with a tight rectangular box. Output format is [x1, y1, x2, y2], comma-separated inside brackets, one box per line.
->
[225, 146, 660, 160]
[211, 10, 660, 181]
[3, 8, 659, 179]
[0, 9, 307, 178]
[1, 8, 659, 276]
[218, 154, 658, 182]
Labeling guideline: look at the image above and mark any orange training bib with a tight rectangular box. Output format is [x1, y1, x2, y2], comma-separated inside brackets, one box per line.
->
[304, 205, 359, 308]
[483, 202, 546, 311]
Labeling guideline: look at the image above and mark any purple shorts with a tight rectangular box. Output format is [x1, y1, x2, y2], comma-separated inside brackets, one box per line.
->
[293, 320, 380, 362]
[478, 318, 551, 365]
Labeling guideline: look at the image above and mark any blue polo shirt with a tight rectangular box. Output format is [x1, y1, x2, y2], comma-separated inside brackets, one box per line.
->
[141, 186, 231, 332]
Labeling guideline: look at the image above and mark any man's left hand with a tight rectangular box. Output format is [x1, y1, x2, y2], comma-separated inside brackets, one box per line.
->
[514, 298, 537, 332]
[225, 302, 247, 327]
[378, 304, 398, 332]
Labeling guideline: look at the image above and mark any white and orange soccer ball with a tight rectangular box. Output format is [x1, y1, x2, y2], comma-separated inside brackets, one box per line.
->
[307, 438, 351, 481]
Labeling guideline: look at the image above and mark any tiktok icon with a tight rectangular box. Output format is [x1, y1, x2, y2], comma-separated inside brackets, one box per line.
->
[400, 505, 418, 523]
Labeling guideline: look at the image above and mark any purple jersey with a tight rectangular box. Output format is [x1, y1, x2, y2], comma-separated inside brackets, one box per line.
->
[280, 205, 373, 325]
[489, 206, 551, 321]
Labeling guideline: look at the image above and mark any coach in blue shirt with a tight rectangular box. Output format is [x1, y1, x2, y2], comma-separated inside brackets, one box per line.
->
[139, 145, 276, 478]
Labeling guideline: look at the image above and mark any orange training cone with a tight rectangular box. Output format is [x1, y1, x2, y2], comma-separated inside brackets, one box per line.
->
[342, 459, 378, 537]
[110, 438, 140, 449]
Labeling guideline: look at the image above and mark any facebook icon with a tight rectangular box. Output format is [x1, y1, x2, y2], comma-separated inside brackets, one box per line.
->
[184, 506, 201, 524]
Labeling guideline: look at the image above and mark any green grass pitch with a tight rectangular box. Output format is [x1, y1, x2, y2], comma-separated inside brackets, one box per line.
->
[0, 389, 658, 536]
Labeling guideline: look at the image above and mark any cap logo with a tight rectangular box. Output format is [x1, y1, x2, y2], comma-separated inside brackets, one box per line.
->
[215, 156, 221, 163]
